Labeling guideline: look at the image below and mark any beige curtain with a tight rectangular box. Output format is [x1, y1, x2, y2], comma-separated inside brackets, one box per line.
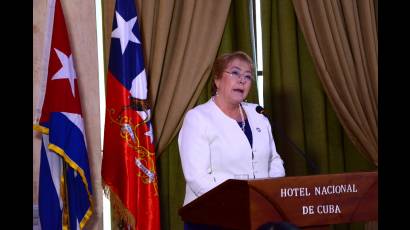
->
[291, 0, 378, 166]
[104, 0, 231, 156]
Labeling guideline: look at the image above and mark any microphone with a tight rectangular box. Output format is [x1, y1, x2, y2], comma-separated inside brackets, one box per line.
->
[255, 105, 265, 116]
[256, 106, 320, 174]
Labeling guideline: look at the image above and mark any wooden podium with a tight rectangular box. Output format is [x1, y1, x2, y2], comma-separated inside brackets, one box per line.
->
[179, 171, 378, 229]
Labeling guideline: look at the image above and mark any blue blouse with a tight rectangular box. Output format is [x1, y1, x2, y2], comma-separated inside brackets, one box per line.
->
[238, 119, 253, 148]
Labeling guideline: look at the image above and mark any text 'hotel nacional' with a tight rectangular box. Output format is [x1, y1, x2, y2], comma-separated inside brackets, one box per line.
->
[280, 184, 358, 198]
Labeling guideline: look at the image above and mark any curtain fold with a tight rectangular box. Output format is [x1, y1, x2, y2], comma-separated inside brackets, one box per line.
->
[291, 0, 378, 166]
[261, 0, 309, 175]
[138, 1, 232, 229]
[260, 0, 375, 201]
[136, 0, 232, 156]
[259, 0, 376, 181]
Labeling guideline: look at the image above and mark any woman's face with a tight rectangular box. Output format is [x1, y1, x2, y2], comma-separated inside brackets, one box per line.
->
[214, 58, 253, 105]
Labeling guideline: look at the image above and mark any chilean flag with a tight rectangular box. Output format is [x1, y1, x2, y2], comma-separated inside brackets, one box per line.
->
[34, 0, 93, 229]
[101, 0, 160, 229]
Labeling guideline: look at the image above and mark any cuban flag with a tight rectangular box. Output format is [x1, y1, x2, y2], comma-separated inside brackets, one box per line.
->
[101, 0, 160, 229]
[34, 0, 93, 229]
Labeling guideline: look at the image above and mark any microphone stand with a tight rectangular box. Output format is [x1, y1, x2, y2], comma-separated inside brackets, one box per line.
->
[257, 106, 320, 174]
[270, 120, 320, 174]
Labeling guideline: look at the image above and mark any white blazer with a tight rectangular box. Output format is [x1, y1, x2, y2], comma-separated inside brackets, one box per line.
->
[178, 99, 286, 205]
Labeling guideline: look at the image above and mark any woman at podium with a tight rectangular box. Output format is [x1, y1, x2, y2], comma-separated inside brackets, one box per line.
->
[178, 51, 286, 229]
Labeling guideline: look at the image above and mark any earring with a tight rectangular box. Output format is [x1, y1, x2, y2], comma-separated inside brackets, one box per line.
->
[216, 90, 219, 96]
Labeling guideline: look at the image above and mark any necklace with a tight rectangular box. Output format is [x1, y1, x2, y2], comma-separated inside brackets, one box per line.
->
[239, 104, 245, 131]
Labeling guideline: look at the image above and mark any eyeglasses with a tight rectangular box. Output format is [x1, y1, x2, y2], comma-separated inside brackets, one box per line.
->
[224, 70, 254, 82]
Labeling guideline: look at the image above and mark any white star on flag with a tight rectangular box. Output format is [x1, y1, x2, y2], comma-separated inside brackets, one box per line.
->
[52, 48, 77, 97]
[111, 11, 140, 54]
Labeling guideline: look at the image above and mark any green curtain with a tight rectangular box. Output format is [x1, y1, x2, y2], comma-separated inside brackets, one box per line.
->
[157, 1, 256, 229]
[260, 0, 375, 229]
[157, 138, 185, 230]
